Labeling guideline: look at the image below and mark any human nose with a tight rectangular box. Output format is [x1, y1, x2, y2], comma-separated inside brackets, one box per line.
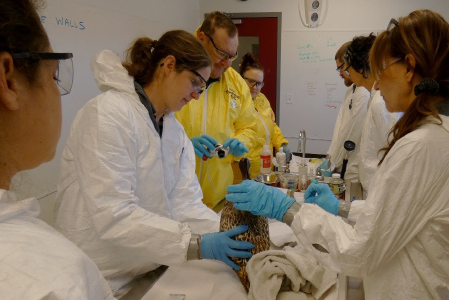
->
[191, 89, 202, 100]
[220, 57, 232, 67]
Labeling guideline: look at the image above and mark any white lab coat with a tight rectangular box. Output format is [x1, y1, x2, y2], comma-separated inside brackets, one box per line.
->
[358, 86, 400, 198]
[327, 84, 370, 182]
[0, 189, 115, 300]
[54, 50, 219, 296]
[292, 115, 449, 300]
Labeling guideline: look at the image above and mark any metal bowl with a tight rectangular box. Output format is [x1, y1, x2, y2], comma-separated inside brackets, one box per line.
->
[255, 173, 280, 186]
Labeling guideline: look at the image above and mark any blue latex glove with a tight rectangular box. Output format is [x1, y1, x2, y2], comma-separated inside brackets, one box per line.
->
[201, 225, 254, 271]
[223, 138, 249, 157]
[303, 183, 339, 215]
[226, 180, 295, 222]
[191, 135, 217, 158]
[318, 158, 330, 171]
[281, 144, 292, 162]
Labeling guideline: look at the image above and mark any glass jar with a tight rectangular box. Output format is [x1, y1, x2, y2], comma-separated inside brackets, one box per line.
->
[328, 173, 345, 199]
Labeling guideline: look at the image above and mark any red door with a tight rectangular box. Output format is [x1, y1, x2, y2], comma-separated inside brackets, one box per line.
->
[235, 17, 279, 116]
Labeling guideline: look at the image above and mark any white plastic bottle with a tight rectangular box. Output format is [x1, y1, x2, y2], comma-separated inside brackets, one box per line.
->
[276, 147, 286, 172]
[260, 144, 272, 174]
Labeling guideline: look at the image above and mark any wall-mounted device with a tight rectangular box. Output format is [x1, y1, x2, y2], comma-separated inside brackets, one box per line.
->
[298, 0, 328, 28]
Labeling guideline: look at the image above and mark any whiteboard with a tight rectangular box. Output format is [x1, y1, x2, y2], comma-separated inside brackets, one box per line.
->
[279, 30, 377, 152]
[10, 0, 198, 200]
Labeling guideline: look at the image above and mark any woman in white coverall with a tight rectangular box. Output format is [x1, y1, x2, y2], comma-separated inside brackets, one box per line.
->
[0, 1, 114, 299]
[54, 31, 254, 298]
[226, 9, 449, 300]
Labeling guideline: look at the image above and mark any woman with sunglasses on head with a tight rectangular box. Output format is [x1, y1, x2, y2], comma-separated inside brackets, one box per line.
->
[239, 53, 290, 179]
[54, 30, 254, 298]
[0, 0, 114, 299]
[226, 9, 449, 299]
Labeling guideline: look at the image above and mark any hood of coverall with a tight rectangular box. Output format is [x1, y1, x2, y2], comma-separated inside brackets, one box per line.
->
[91, 50, 135, 95]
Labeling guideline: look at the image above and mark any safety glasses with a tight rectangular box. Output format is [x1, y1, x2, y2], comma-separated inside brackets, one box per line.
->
[188, 69, 207, 95]
[205, 33, 238, 62]
[243, 77, 264, 89]
[12, 52, 74, 95]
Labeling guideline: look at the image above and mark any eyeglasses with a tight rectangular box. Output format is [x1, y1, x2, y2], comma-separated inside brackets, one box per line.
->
[188, 69, 207, 95]
[12, 52, 74, 95]
[243, 77, 264, 89]
[204, 33, 238, 62]
[378, 57, 403, 78]
[387, 18, 399, 31]
[336, 62, 345, 73]
[343, 66, 350, 76]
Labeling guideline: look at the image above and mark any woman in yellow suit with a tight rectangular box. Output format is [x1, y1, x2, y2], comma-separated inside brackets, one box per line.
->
[240, 53, 290, 179]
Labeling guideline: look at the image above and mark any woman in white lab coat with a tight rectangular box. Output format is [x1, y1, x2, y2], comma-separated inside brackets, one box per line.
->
[54, 30, 254, 298]
[226, 9, 449, 300]
[0, 0, 114, 299]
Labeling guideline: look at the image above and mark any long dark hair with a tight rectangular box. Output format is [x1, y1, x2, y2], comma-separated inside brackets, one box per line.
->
[370, 10, 449, 164]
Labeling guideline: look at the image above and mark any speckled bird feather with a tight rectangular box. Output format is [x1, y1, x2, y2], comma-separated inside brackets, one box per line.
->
[220, 201, 270, 292]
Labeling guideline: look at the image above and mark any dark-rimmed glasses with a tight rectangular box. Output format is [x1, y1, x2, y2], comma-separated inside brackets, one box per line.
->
[12, 52, 74, 95]
[336, 62, 345, 72]
[387, 18, 399, 31]
[188, 69, 207, 95]
[204, 33, 238, 62]
[243, 77, 264, 89]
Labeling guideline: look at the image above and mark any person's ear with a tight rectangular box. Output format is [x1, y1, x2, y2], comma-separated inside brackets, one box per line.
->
[404, 54, 416, 83]
[161, 55, 176, 76]
[197, 31, 206, 43]
[0, 52, 20, 111]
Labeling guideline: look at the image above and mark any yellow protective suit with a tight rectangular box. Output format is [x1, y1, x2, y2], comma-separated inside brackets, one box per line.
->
[247, 93, 288, 179]
[175, 67, 257, 208]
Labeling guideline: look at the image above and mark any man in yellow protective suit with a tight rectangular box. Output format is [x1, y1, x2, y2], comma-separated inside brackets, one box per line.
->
[176, 12, 257, 209]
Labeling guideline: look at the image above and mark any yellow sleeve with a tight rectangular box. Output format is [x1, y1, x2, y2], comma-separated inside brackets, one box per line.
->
[228, 69, 257, 150]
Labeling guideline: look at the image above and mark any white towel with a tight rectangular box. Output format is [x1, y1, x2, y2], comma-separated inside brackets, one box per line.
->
[246, 247, 338, 300]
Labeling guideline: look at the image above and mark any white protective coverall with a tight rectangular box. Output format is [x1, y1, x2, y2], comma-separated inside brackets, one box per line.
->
[0, 190, 115, 300]
[54, 50, 219, 297]
[291, 114, 449, 300]
[358, 86, 400, 198]
[327, 84, 370, 182]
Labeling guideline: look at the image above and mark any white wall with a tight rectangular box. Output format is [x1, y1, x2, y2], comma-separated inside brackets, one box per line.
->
[199, 0, 449, 153]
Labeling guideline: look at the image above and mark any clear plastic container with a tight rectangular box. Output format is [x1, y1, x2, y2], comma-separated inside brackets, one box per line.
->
[279, 173, 299, 191]
[328, 173, 345, 199]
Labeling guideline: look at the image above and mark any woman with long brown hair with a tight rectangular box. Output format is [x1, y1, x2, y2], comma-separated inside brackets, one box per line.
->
[226, 9, 449, 299]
